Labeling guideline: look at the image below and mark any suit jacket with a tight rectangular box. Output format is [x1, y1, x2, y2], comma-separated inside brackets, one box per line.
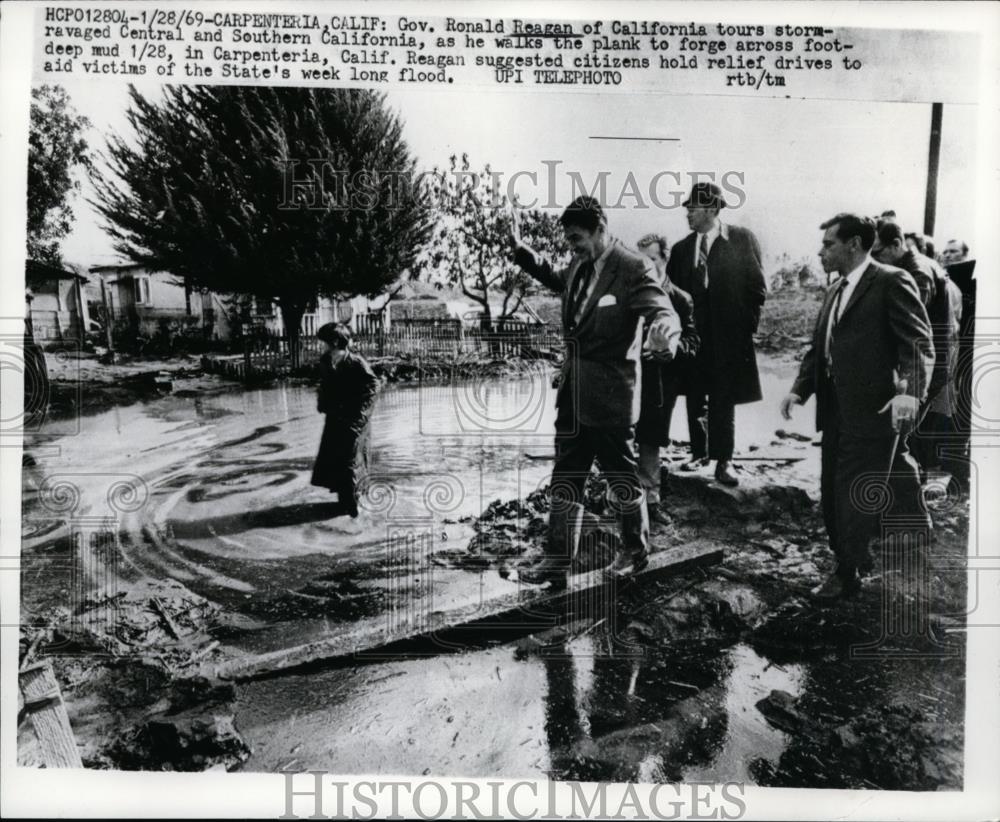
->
[791, 260, 933, 438]
[666, 223, 767, 404]
[515, 240, 680, 428]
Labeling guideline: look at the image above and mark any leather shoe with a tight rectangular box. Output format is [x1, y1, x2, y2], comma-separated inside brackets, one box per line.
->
[810, 572, 861, 601]
[603, 552, 649, 580]
[714, 461, 739, 486]
[519, 559, 568, 590]
[647, 502, 670, 526]
[680, 457, 709, 472]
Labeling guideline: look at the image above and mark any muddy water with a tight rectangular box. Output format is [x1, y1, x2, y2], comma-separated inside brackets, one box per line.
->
[25, 357, 839, 780]
[24, 358, 810, 612]
[24, 375, 562, 600]
[233, 637, 805, 781]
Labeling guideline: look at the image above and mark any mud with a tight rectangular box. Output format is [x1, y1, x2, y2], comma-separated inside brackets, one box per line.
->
[19, 362, 968, 786]
[17, 581, 249, 771]
[425, 450, 968, 789]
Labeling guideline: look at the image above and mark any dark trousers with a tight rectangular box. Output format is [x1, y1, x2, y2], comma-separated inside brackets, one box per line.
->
[687, 392, 735, 461]
[910, 409, 958, 475]
[658, 389, 706, 458]
[548, 415, 648, 562]
[820, 391, 929, 578]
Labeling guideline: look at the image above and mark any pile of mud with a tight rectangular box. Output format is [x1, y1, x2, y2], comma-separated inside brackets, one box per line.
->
[17, 580, 250, 771]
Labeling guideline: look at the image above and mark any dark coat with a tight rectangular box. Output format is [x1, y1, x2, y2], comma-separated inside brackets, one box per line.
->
[310, 350, 379, 511]
[515, 240, 680, 428]
[791, 261, 933, 438]
[666, 223, 767, 405]
[636, 281, 700, 446]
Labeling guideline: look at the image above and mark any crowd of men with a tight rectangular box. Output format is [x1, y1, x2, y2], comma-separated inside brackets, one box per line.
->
[510, 188, 975, 600]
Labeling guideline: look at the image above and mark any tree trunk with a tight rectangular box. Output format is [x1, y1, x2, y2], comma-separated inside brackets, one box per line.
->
[279, 301, 306, 370]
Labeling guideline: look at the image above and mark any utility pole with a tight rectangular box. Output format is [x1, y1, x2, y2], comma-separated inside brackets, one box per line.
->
[924, 102, 943, 237]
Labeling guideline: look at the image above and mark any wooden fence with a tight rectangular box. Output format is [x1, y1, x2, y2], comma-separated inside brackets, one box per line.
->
[230, 317, 563, 380]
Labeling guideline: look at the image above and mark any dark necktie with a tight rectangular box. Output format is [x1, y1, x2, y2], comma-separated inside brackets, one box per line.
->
[570, 260, 594, 326]
[825, 277, 849, 372]
[697, 233, 710, 290]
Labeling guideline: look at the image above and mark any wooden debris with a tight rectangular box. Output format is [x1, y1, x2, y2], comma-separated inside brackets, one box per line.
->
[19, 662, 83, 768]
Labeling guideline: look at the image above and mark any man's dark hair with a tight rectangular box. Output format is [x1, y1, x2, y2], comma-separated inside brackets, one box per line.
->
[877, 220, 906, 247]
[637, 233, 669, 259]
[904, 231, 927, 255]
[880, 209, 897, 219]
[317, 322, 352, 349]
[560, 196, 605, 232]
[820, 212, 876, 252]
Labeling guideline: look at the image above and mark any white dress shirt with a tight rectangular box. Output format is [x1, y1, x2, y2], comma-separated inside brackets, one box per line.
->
[825, 256, 870, 361]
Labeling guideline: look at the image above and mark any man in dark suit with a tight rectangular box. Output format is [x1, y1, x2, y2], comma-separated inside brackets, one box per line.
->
[512, 196, 681, 587]
[666, 182, 767, 486]
[780, 214, 934, 599]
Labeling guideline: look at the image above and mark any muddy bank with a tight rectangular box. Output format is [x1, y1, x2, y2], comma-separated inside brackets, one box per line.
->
[40, 353, 236, 422]
[42, 351, 555, 422]
[17, 579, 249, 771]
[205, 352, 556, 387]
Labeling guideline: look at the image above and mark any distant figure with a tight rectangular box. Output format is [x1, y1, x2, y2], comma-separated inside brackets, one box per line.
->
[666, 182, 767, 487]
[940, 239, 970, 267]
[512, 196, 681, 586]
[940, 239, 976, 484]
[781, 214, 933, 600]
[873, 221, 936, 306]
[904, 232, 927, 256]
[310, 323, 379, 518]
[873, 222, 964, 475]
[635, 233, 700, 525]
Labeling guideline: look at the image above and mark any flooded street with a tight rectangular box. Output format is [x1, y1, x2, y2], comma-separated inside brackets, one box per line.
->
[23, 357, 816, 640]
[21, 357, 965, 787]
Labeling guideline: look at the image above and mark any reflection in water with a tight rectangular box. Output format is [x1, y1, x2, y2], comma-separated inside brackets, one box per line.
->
[539, 631, 804, 784]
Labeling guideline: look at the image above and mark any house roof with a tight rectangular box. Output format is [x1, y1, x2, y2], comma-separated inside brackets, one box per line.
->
[89, 263, 147, 274]
[25, 259, 86, 282]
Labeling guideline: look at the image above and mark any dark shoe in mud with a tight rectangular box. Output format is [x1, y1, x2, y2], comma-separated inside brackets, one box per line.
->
[647, 502, 670, 526]
[603, 552, 649, 581]
[680, 457, 710, 472]
[810, 572, 861, 602]
[519, 560, 568, 590]
[714, 461, 740, 486]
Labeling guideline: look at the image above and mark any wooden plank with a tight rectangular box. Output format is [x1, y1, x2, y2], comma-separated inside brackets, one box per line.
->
[19, 662, 83, 768]
[207, 541, 723, 682]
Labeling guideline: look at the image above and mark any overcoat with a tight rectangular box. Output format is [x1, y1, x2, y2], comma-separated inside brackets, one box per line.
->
[666, 223, 767, 405]
[310, 350, 379, 512]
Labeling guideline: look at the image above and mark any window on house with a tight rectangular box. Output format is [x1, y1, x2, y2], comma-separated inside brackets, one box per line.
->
[133, 277, 151, 304]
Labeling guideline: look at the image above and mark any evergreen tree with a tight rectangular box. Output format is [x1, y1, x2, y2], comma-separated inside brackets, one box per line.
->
[92, 85, 432, 363]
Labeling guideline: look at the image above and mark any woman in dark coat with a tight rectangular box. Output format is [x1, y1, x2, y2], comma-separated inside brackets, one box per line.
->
[310, 322, 379, 518]
[635, 235, 700, 524]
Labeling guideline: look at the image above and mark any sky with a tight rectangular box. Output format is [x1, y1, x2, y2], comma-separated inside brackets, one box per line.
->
[54, 77, 979, 274]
